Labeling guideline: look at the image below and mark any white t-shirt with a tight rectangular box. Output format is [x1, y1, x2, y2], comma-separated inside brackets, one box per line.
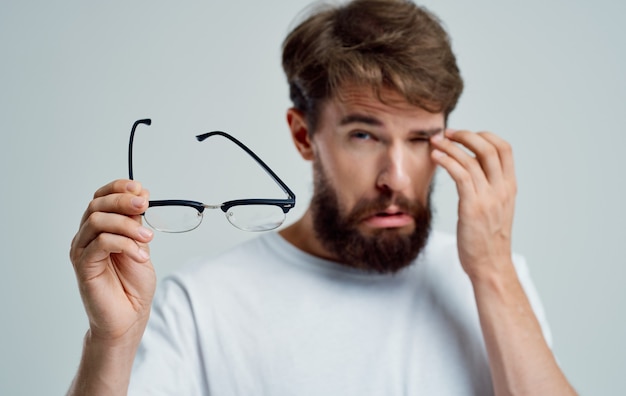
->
[129, 231, 551, 395]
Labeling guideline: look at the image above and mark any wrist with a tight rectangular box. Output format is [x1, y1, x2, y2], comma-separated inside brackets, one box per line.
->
[67, 329, 141, 396]
[84, 302, 151, 347]
[464, 256, 517, 286]
[85, 325, 143, 354]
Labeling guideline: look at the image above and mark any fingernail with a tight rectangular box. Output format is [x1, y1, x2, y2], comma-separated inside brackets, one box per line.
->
[138, 226, 153, 239]
[126, 181, 138, 192]
[132, 197, 146, 208]
[431, 132, 444, 142]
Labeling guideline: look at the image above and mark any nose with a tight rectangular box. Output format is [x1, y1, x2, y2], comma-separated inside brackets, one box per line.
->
[376, 143, 411, 193]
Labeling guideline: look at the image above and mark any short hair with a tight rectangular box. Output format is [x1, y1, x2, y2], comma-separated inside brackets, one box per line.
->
[282, 0, 463, 132]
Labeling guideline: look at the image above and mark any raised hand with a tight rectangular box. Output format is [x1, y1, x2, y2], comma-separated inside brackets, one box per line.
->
[430, 129, 517, 279]
[430, 129, 577, 394]
[70, 179, 156, 343]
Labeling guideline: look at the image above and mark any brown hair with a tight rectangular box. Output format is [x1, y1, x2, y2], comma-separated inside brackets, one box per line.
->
[282, 0, 463, 132]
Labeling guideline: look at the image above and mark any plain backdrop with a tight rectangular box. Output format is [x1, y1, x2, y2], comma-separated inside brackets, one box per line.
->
[1, 0, 624, 394]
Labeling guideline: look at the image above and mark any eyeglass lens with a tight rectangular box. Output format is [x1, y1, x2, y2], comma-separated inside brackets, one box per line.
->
[144, 204, 286, 233]
[144, 206, 203, 233]
[225, 205, 286, 232]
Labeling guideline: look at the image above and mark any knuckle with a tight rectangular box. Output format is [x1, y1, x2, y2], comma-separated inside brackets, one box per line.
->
[86, 197, 97, 211]
[499, 140, 513, 155]
[495, 185, 515, 203]
[496, 193, 509, 207]
[92, 186, 104, 199]
[93, 232, 110, 248]
[69, 246, 78, 265]
[115, 194, 124, 209]
[483, 144, 497, 158]
[457, 171, 473, 186]
[86, 199, 99, 217]
[93, 182, 110, 199]
[85, 211, 102, 228]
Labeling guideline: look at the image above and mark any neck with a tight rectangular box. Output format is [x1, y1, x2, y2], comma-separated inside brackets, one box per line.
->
[279, 208, 337, 262]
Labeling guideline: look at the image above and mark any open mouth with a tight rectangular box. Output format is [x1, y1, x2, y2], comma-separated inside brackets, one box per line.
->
[376, 211, 401, 217]
[363, 211, 413, 228]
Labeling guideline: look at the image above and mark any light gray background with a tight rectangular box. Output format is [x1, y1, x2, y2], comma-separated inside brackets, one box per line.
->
[1, 0, 624, 394]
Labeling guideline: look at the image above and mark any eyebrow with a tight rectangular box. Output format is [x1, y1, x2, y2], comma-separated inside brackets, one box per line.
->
[339, 114, 383, 127]
[409, 128, 443, 137]
[339, 113, 443, 136]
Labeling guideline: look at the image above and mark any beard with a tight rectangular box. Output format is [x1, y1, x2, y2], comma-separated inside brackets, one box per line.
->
[310, 158, 433, 274]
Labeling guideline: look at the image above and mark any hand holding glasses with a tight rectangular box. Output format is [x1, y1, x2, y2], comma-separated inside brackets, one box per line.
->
[128, 119, 296, 233]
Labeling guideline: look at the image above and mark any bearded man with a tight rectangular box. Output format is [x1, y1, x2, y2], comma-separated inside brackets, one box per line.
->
[68, 1, 576, 394]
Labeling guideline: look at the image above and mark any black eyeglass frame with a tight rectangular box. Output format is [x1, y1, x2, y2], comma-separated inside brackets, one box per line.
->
[128, 118, 296, 226]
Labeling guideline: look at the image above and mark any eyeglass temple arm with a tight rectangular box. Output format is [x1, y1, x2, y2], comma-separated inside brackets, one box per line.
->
[196, 131, 296, 200]
[128, 123, 295, 202]
[128, 119, 152, 180]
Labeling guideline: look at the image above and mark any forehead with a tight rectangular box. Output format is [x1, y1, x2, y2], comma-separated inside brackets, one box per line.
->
[322, 84, 444, 126]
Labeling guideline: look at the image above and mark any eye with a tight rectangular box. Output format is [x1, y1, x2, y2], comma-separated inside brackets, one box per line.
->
[350, 130, 375, 141]
[409, 133, 433, 144]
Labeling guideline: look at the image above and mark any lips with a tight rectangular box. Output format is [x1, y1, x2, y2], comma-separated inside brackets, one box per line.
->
[362, 208, 414, 229]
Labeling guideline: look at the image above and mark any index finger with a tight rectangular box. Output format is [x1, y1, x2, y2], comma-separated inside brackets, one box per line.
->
[80, 180, 149, 226]
[93, 179, 144, 199]
[477, 132, 516, 180]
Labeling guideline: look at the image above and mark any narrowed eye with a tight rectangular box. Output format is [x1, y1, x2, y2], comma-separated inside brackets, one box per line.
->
[408, 133, 434, 144]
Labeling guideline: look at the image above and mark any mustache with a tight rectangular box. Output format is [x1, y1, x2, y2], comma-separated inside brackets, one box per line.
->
[345, 192, 427, 225]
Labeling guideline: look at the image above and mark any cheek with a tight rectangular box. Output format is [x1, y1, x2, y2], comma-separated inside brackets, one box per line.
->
[315, 151, 373, 202]
[418, 152, 438, 177]
[407, 150, 438, 195]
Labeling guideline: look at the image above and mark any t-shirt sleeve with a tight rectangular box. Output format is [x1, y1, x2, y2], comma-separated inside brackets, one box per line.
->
[128, 275, 208, 395]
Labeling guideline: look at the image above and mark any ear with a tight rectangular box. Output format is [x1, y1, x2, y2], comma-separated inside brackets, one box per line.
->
[286, 108, 315, 161]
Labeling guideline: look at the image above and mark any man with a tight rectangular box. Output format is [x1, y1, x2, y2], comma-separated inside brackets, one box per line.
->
[68, 0, 576, 394]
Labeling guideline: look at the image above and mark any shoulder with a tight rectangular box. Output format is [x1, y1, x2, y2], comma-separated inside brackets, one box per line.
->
[156, 232, 288, 299]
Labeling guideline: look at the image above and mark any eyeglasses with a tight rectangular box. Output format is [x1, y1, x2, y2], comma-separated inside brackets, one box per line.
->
[128, 119, 296, 232]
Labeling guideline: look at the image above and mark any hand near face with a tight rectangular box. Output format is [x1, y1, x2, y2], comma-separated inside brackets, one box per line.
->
[69, 179, 156, 344]
[430, 130, 517, 279]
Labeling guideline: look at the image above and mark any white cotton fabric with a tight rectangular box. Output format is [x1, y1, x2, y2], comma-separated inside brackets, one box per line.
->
[129, 231, 551, 395]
